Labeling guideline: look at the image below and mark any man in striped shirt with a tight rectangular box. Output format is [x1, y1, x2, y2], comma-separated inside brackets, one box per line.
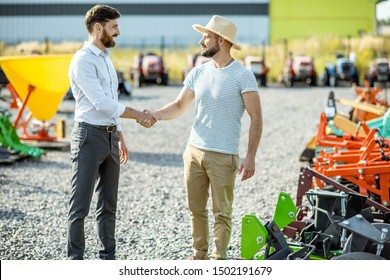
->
[142, 15, 263, 260]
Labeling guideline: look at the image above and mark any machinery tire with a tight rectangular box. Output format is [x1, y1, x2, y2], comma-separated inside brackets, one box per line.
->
[322, 71, 330, 86]
[161, 73, 169, 86]
[260, 74, 267, 87]
[310, 76, 317, 86]
[353, 74, 359, 86]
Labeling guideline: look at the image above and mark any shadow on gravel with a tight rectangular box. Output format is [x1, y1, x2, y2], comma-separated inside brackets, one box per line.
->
[129, 151, 183, 167]
[0, 209, 26, 220]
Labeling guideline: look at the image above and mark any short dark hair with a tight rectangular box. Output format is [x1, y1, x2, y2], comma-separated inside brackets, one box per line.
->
[85, 4, 121, 33]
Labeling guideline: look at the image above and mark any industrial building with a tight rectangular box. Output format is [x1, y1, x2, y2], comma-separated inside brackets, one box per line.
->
[0, 0, 384, 47]
[0, 0, 269, 47]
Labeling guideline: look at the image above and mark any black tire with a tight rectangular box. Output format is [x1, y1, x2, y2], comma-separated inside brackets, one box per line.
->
[118, 81, 132, 96]
[368, 77, 375, 88]
[322, 69, 330, 86]
[260, 74, 267, 87]
[310, 75, 317, 86]
[352, 73, 359, 86]
[161, 72, 169, 86]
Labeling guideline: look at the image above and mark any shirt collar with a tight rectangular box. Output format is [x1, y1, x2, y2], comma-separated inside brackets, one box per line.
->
[84, 41, 111, 57]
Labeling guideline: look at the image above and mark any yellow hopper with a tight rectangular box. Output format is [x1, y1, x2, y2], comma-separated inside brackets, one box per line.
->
[0, 54, 72, 141]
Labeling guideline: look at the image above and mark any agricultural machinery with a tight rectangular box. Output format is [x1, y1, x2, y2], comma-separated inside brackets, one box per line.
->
[0, 109, 46, 162]
[0, 54, 72, 164]
[321, 54, 359, 87]
[116, 70, 132, 96]
[130, 52, 169, 87]
[365, 57, 390, 87]
[240, 166, 390, 260]
[181, 53, 211, 81]
[65, 69, 132, 100]
[283, 54, 317, 87]
[300, 81, 390, 162]
[262, 82, 390, 260]
[244, 56, 268, 87]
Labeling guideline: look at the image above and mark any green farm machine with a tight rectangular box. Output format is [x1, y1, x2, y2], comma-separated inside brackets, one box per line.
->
[240, 167, 390, 260]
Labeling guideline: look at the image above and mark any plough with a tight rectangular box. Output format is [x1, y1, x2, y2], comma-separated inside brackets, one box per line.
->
[240, 167, 390, 260]
[300, 85, 390, 162]
[312, 134, 390, 208]
[347, 81, 388, 122]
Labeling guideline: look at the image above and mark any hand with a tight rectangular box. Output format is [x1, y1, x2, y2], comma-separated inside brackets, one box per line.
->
[137, 109, 158, 128]
[238, 156, 255, 181]
[119, 133, 129, 164]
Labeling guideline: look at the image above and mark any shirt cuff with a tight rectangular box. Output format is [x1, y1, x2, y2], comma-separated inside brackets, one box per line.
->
[114, 103, 126, 118]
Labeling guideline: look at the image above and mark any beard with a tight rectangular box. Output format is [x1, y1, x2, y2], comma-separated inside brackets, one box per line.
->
[200, 44, 220, 58]
[101, 28, 116, 48]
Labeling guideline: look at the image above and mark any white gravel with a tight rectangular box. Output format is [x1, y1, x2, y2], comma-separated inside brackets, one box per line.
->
[0, 84, 358, 260]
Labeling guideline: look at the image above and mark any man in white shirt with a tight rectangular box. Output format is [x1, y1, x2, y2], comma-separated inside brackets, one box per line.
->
[67, 4, 155, 260]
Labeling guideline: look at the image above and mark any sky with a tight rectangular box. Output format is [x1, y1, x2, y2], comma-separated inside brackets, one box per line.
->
[377, 0, 390, 20]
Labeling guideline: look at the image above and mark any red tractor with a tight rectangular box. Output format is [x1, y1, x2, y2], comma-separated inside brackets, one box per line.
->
[181, 54, 211, 81]
[244, 56, 268, 87]
[130, 52, 169, 87]
[365, 57, 390, 87]
[283, 54, 317, 87]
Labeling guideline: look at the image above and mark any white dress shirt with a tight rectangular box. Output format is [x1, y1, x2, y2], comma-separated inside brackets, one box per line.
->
[68, 42, 125, 131]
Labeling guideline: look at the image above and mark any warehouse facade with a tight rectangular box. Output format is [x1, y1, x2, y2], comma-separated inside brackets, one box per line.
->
[0, 0, 381, 47]
[0, 0, 270, 47]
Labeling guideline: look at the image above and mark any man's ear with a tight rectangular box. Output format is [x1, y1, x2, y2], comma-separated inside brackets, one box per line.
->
[218, 36, 224, 46]
[94, 22, 102, 32]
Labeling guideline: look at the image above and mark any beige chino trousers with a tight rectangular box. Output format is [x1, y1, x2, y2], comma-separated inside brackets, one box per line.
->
[183, 145, 239, 260]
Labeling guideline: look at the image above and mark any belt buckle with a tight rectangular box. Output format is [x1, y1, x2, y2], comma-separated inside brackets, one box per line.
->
[106, 125, 116, 133]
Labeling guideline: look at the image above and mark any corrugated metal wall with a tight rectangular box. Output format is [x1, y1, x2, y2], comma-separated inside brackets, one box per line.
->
[0, 0, 270, 47]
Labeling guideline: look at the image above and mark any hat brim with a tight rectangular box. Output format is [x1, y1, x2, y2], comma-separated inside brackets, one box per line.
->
[192, 24, 241, 50]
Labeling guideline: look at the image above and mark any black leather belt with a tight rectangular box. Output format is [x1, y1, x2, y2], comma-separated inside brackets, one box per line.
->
[79, 122, 117, 133]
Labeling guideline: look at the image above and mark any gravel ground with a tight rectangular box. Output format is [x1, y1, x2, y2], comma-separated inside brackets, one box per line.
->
[0, 84, 357, 260]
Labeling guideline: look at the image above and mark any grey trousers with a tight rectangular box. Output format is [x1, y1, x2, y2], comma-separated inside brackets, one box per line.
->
[67, 122, 120, 260]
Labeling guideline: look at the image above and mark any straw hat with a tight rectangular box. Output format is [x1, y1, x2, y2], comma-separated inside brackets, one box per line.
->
[193, 15, 241, 50]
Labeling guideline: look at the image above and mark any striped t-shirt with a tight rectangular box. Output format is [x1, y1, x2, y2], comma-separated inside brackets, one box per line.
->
[184, 60, 258, 155]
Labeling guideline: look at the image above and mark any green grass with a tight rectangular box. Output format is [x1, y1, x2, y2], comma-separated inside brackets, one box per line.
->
[1, 35, 390, 84]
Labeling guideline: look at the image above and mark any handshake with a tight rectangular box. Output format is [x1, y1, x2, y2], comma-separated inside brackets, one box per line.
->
[136, 109, 159, 128]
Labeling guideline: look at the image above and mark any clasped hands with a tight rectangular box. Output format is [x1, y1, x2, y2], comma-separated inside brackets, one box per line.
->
[137, 109, 158, 128]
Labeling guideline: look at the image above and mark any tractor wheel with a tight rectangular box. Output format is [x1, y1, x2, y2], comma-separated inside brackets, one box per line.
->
[310, 76, 317, 86]
[352, 74, 359, 86]
[260, 74, 267, 87]
[322, 69, 330, 86]
[368, 77, 375, 88]
[161, 72, 169, 86]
